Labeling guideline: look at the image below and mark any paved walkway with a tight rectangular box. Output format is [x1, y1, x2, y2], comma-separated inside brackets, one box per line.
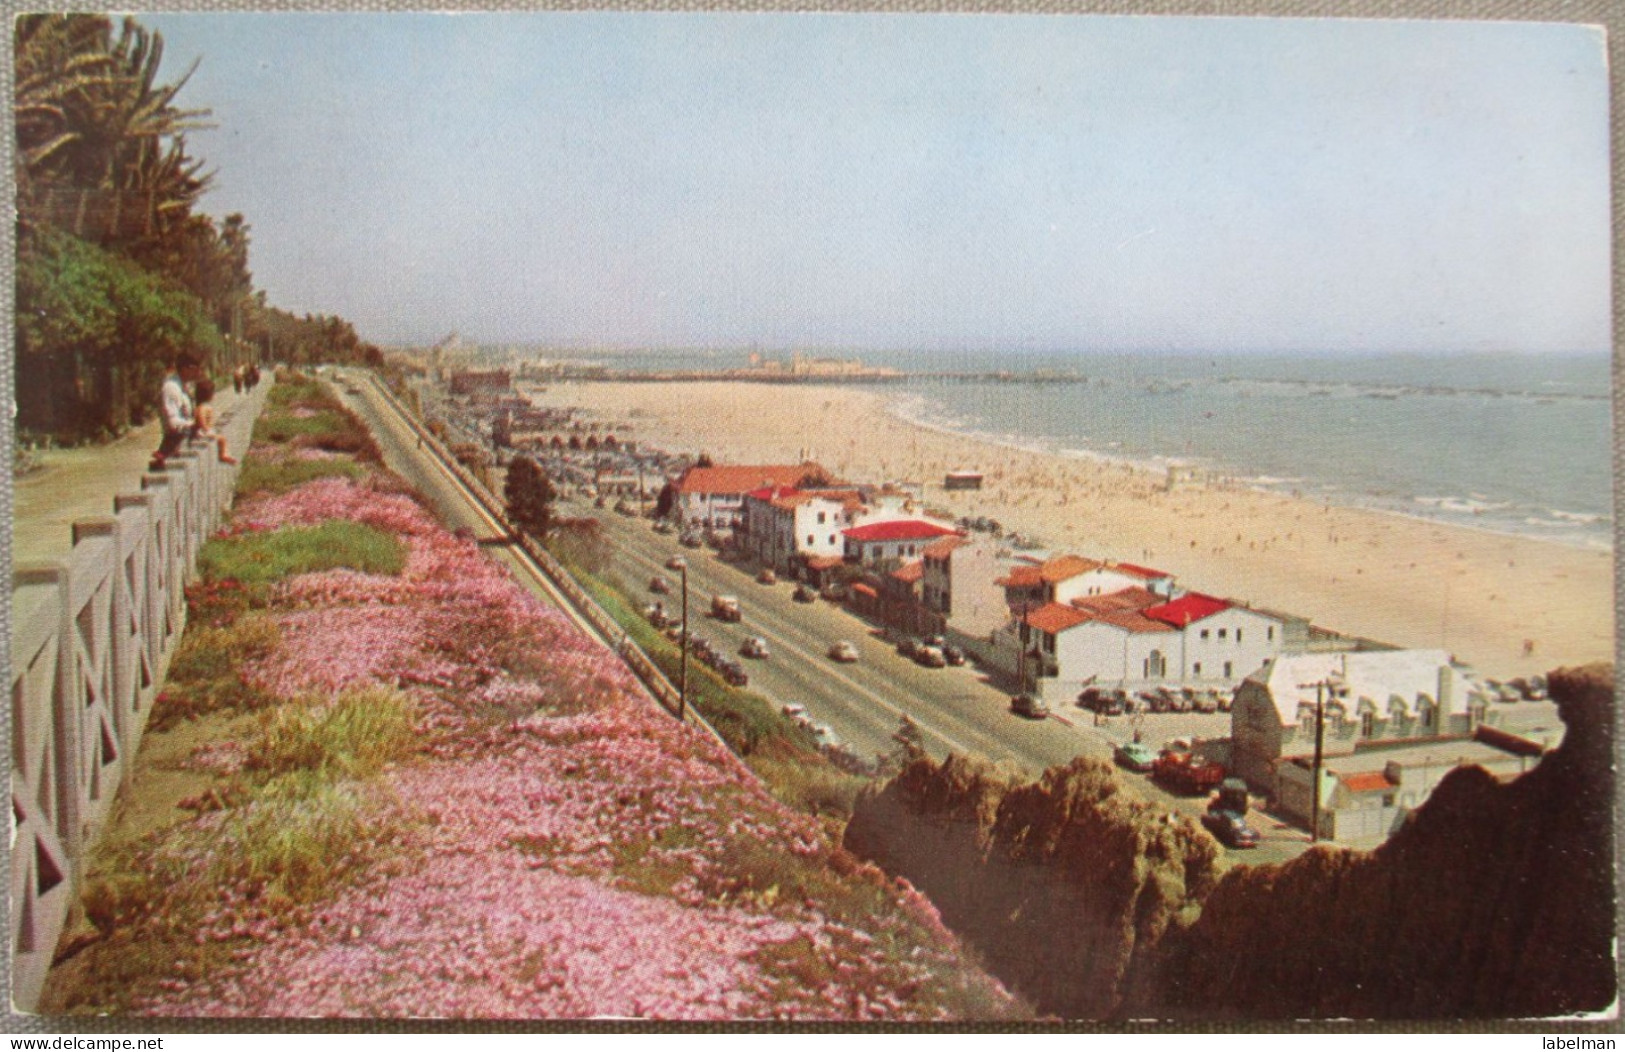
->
[12, 383, 267, 568]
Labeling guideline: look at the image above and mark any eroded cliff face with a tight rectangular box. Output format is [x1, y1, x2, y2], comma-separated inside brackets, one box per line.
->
[842, 753, 1221, 1018]
[844, 665, 1617, 1020]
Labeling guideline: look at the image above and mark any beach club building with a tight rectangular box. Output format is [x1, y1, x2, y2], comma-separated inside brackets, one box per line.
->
[1232, 650, 1560, 844]
[999, 555, 1177, 609]
[921, 536, 1011, 646]
[739, 485, 866, 576]
[670, 462, 838, 531]
[1002, 588, 1293, 701]
[842, 519, 964, 567]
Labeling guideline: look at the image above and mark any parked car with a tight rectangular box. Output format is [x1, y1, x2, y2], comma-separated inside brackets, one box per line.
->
[756, 568, 777, 585]
[941, 644, 967, 667]
[665, 555, 688, 571]
[820, 583, 849, 602]
[648, 576, 671, 595]
[923, 634, 947, 650]
[792, 584, 817, 603]
[680, 531, 704, 549]
[1201, 809, 1261, 849]
[1113, 741, 1157, 773]
[914, 645, 947, 669]
[828, 641, 859, 664]
[895, 638, 922, 660]
[710, 595, 742, 623]
[739, 637, 770, 659]
[653, 520, 675, 535]
[719, 662, 749, 687]
[1010, 693, 1049, 719]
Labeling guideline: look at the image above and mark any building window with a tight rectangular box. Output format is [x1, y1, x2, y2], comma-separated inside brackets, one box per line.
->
[1200, 629, 1210, 640]
[817, 512, 826, 524]
[1218, 628, 1228, 640]
[1193, 662, 1202, 676]
[1360, 711, 1376, 737]
[1236, 629, 1243, 643]
[807, 534, 815, 545]
[1268, 626, 1275, 641]
[1223, 661, 1232, 678]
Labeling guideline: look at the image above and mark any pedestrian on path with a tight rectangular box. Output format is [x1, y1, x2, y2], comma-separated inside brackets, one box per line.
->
[193, 377, 238, 465]
[149, 352, 203, 471]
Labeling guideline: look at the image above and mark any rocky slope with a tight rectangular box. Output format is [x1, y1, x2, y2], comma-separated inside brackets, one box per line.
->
[843, 753, 1221, 1018]
[845, 664, 1616, 1020]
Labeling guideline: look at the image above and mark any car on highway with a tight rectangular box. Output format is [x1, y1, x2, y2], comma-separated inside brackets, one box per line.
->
[710, 595, 742, 623]
[1010, 693, 1049, 720]
[739, 637, 769, 660]
[756, 568, 777, 585]
[665, 555, 688, 571]
[648, 576, 671, 595]
[718, 661, 749, 687]
[1201, 809, 1262, 849]
[914, 645, 948, 669]
[895, 637, 922, 660]
[827, 641, 859, 664]
[1113, 741, 1157, 773]
[792, 584, 817, 603]
[941, 644, 967, 667]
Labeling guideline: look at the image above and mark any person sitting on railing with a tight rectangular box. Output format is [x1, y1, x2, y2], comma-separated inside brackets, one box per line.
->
[193, 378, 238, 465]
[149, 352, 203, 472]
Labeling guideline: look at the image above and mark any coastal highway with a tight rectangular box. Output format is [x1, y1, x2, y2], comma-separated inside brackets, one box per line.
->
[328, 369, 1308, 862]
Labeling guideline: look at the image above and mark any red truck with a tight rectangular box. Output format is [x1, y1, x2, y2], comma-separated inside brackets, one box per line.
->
[1152, 747, 1227, 796]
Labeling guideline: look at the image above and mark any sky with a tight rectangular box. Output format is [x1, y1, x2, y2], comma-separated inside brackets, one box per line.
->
[144, 13, 1611, 354]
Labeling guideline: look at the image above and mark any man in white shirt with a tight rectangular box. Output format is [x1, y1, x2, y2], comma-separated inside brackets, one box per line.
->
[149, 352, 203, 471]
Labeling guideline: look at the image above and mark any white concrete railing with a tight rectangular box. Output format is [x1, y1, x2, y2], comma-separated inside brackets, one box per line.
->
[10, 384, 268, 1012]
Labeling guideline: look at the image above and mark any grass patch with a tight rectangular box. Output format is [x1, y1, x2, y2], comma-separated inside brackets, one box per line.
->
[235, 454, 367, 496]
[200, 520, 406, 592]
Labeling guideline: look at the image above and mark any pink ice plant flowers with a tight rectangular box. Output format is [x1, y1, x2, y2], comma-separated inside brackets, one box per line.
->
[147, 475, 1012, 1020]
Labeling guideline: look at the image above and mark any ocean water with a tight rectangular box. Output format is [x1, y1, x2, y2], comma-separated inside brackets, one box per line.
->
[575, 348, 1615, 550]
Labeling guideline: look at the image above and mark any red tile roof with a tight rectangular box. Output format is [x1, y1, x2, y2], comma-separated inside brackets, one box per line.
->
[891, 561, 924, 583]
[998, 565, 1044, 589]
[678, 462, 834, 496]
[1143, 592, 1232, 627]
[745, 485, 799, 501]
[1071, 587, 1160, 615]
[843, 520, 961, 543]
[1091, 609, 1176, 634]
[1340, 771, 1395, 793]
[1112, 562, 1171, 580]
[1000, 554, 1103, 588]
[922, 536, 968, 560]
[1022, 602, 1093, 635]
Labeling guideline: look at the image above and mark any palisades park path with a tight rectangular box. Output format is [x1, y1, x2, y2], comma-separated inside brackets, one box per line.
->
[13, 382, 264, 567]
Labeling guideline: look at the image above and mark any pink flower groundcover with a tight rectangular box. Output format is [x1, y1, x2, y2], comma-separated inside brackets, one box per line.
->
[124, 474, 1014, 1020]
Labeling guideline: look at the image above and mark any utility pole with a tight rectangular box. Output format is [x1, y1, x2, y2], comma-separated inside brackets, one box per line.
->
[1017, 597, 1031, 695]
[1299, 678, 1332, 843]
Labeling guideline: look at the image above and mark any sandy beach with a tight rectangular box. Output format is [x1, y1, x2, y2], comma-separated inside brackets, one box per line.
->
[531, 380, 1613, 680]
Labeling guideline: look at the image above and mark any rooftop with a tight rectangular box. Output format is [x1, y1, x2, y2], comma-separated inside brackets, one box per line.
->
[1143, 592, 1231, 627]
[678, 462, 835, 496]
[843, 520, 962, 543]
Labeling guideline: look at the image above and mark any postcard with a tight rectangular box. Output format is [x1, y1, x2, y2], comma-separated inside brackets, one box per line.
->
[8, 9, 1615, 1030]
